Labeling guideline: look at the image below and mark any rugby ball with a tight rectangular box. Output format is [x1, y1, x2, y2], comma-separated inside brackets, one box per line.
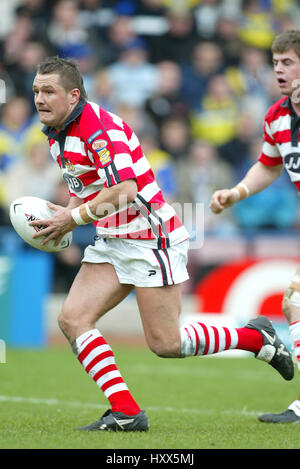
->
[9, 196, 72, 252]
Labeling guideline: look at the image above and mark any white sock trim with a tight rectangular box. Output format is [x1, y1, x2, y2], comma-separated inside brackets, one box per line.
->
[288, 400, 300, 417]
[73, 329, 102, 356]
[180, 323, 239, 357]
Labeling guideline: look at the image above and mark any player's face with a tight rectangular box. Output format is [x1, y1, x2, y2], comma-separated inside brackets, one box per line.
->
[32, 73, 79, 130]
[273, 48, 300, 99]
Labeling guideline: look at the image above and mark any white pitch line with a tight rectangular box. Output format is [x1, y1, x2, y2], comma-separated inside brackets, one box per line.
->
[0, 395, 261, 417]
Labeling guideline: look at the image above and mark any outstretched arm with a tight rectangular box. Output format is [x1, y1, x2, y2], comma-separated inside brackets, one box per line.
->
[210, 161, 284, 214]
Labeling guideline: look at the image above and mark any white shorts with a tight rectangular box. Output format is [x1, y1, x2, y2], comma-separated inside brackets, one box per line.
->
[82, 237, 189, 287]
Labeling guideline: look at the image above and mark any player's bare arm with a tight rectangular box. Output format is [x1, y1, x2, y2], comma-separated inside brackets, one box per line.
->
[30, 179, 137, 245]
[66, 195, 83, 210]
[70, 178, 137, 225]
[210, 161, 283, 214]
[88, 178, 137, 219]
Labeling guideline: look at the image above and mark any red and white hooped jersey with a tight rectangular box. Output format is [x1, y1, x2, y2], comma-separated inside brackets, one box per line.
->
[258, 96, 300, 192]
[43, 100, 189, 249]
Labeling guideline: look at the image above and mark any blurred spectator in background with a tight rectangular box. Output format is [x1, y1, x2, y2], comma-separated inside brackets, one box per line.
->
[149, 8, 198, 63]
[0, 0, 22, 41]
[194, 0, 225, 39]
[68, 43, 98, 97]
[3, 14, 35, 67]
[47, 0, 99, 62]
[176, 139, 236, 236]
[237, 0, 276, 50]
[145, 60, 189, 126]
[100, 14, 138, 66]
[226, 45, 274, 123]
[131, 0, 169, 54]
[8, 41, 47, 110]
[116, 103, 157, 138]
[159, 116, 191, 162]
[218, 112, 259, 167]
[135, 0, 167, 17]
[78, 0, 117, 41]
[3, 139, 60, 206]
[0, 96, 41, 170]
[106, 37, 160, 109]
[15, 0, 54, 39]
[190, 73, 239, 146]
[180, 41, 224, 110]
[214, 15, 244, 66]
[90, 68, 116, 111]
[139, 132, 177, 203]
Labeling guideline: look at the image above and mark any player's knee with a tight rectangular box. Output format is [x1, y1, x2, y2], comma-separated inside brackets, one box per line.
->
[148, 337, 181, 358]
[58, 304, 81, 340]
[58, 311, 72, 338]
[282, 287, 300, 322]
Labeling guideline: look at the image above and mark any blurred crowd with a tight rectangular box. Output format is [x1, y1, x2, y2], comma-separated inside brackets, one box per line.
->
[0, 0, 300, 289]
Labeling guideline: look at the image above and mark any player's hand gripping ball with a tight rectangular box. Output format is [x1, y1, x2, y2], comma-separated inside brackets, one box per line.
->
[9, 196, 72, 252]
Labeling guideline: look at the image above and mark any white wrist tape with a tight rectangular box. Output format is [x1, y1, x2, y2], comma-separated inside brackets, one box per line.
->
[71, 206, 87, 225]
[231, 188, 240, 200]
[239, 182, 250, 197]
[231, 183, 250, 201]
[85, 202, 99, 221]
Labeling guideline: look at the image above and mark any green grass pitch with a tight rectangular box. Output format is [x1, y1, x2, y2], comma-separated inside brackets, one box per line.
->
[0, 345, 299, 449]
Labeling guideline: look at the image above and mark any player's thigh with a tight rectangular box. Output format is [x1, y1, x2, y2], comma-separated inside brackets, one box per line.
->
[60, 262, 133, 329]
[135, 284, 182, 357]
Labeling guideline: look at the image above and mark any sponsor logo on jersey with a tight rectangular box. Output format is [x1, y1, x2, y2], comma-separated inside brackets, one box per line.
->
[91, 139, 112, 166]
[285, 152, 300, 172]
[96, 148, 112, 166]
[63, 173, 84, 193]
[87, 129, 103, 144]
[92, 139, 107, 151]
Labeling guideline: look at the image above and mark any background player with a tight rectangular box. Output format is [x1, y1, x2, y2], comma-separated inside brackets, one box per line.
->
[210, 30, 300, 424]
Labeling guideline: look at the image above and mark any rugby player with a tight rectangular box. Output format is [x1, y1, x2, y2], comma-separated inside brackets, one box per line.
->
[210, 30, 300, 424]
[31, 56, 293, 431]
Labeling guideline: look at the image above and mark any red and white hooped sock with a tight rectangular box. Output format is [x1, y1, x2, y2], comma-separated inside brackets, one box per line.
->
[73, 329, 141, 416]
[180, 322, 263, 356]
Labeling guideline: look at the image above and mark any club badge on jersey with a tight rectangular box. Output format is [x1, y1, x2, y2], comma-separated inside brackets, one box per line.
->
[65, 159, 76, 173]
